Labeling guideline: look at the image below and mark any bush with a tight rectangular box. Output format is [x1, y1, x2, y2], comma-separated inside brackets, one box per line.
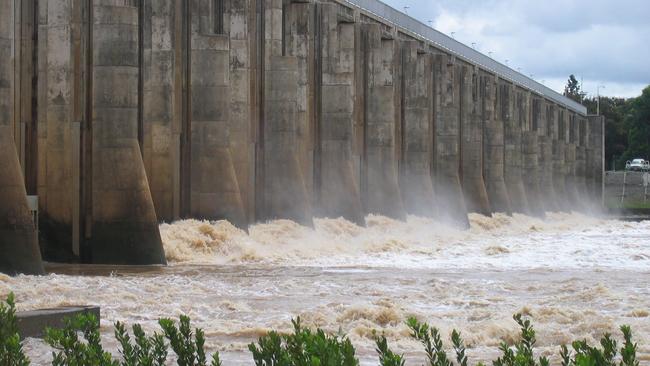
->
[0, 293, 642, 366]
[248, 317, 358, 366]
[0, 292, 30, 366]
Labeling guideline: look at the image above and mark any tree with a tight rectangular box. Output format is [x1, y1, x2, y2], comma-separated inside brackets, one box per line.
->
[563, 74, 586, 103]
[619, 86, 650, 164]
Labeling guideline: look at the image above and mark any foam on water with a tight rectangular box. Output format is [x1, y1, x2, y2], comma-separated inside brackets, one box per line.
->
[3, 213, 650, 365]
[160, 213, 650, 270]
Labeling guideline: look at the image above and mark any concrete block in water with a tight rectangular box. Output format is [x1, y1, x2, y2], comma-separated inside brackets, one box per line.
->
[432, 54, 468, 227]
[360, 24, 406, 220]
[484, 75, 511, 214]
[460, 65, 491, 215]
[17, 306, 100, 338]
[400, 42, 435, 216]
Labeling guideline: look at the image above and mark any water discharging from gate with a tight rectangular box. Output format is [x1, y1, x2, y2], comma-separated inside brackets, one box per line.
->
[2, 213, 650, 365]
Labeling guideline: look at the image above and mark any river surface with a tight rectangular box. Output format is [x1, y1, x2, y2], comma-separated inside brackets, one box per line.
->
[1, 213, 649, 365]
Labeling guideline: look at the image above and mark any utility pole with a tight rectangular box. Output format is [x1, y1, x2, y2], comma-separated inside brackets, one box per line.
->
[597, 84, 606, 115]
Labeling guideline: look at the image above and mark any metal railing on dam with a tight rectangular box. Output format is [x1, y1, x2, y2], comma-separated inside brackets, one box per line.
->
[338, 0, 588, 115]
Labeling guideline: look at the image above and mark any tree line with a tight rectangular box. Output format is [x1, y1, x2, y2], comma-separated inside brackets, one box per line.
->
[564, 75, 650, 170]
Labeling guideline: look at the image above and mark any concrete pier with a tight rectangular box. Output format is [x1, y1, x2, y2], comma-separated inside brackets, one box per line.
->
[0, 0, 601, 273]
[484, 75, 511, 214]
[460, 64, 491, 215]
[432, 55, 468, 226]
[0, 0, 43, 275]
[400, 42, 435, 216]
[504, 84, 529, 214]
[361, 24, 406, 220]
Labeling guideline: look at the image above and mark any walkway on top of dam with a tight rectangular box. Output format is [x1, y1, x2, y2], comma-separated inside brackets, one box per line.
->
[338, 0, 587, 114]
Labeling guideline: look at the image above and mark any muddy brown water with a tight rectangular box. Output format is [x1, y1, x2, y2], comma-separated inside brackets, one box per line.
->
[2, 213, 649, 365]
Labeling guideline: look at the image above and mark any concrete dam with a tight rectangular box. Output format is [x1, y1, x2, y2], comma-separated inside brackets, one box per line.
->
[1, 0, 604, 275]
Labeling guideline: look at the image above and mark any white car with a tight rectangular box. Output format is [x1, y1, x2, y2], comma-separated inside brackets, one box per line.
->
[625, 159, 650, 171]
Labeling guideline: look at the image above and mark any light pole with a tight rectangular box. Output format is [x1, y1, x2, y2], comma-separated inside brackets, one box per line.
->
[596, 84, 606, 115]
[471, 42, 476, 49]
[488, 51, 493, 58]
[428, 20, 433, 27]
[450, 31, 456, 39]
[403, 5, 409, 14]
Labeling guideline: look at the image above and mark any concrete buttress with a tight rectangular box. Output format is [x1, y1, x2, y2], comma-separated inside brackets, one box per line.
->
[88, 2, 166, 264]
[0, 0, 44, 274]
[188, 0, 247, 228]
[521, 91, 544, 218]
[503, 82, 529, 214]
[537, 100, 558, 212]
[261, 0, 312, 225]
[360, 24, 406, 220]
[460, 64, 491, 215]
[399, 41, 435, 216]
[316, 3, 365, 224]
[432, 54, 468, 227]
[483, 74, 511, 214]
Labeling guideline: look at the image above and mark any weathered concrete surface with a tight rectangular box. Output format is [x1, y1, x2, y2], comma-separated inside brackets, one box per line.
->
[2, 0, 604, 271]
[189, 5, 247, 228]
[88, 3, 166, 265]
[483, 75, 511, 214]
[317, 4, 365, 224]
[432, 54, 468, 226]
[520, 93, 544, 217]
[0, 0, 44, 275]
[17, 306, 100, 338]
[537, 101, 558, 212]
[503, 84, 529, 214]
[360, 24, 406, 220]
[400, 42, 435, 216]
[460, 64, 491, 215]
[0, 130, 45, 275]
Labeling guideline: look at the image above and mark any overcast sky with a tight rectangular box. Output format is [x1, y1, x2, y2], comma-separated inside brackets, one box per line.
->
[382, 0, 650, 98]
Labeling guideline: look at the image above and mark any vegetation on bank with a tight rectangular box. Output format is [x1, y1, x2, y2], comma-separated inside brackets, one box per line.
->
[563, 76, 650, 171]
[1, 294, 641, 366]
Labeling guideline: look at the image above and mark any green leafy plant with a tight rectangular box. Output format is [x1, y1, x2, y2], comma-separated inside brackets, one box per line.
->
[249, 317, 358, 366]
[44, 312, 117, 366]
[114, 321, 168, 366]
[374, 333, 404, 366]
[0, 293, 30, 366]
[159, 315, 222, 366]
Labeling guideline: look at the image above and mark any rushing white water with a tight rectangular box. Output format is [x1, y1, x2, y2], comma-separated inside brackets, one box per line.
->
[2, 213, 649, 365]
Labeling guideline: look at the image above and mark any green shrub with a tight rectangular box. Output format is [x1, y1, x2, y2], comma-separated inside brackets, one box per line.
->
[114, 322, 168, 366]
[249, 317, 358, 366]
[159, 315, 222, 366]
[44, 312, 117, 366]
[374, 333, 404, 366]
[0, 292, 30, 366]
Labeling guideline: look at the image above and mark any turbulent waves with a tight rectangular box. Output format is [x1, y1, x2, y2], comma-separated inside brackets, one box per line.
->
[160, 213, 649, 270]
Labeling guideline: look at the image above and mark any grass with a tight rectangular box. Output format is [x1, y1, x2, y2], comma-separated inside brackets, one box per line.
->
[1, 293, 641, 366]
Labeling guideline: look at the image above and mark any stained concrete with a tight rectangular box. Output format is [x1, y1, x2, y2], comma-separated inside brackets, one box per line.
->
[503, 84, 529, 214]
[317, 3, 365, 224]
[460, 64, 491, 215]
[432, 54, 468, 227]
[361, 24, 406, 220]
[483, 75, 511, 214]
[400, 41, 435, 216]
[0, 0, 603, 272]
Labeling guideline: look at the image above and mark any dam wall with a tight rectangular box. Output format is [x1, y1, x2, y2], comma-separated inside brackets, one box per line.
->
[0, 0, 602, 273]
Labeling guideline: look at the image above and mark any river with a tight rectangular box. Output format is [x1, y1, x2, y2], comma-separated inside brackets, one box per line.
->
[1, 213, 649, 365]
